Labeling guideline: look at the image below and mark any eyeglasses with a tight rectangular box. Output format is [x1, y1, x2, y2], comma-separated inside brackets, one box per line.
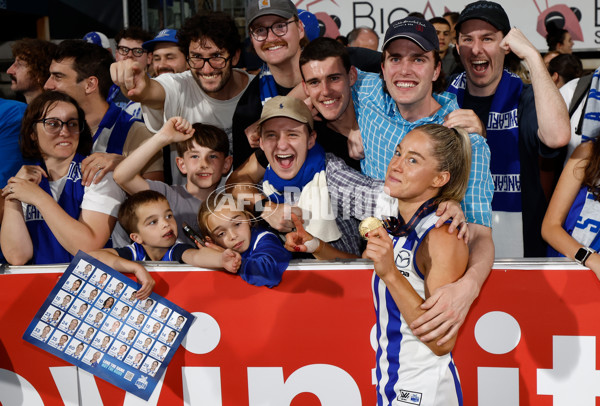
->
[116, 45, 147, 57]
[187, 55, 232, 69]
[249, 19, 295, 42]
[35, 118, 82, 135]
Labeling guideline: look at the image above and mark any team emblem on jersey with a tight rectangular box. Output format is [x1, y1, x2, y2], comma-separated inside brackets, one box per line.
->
[395, 249, 411, 270]
[397, 389, 422, 405]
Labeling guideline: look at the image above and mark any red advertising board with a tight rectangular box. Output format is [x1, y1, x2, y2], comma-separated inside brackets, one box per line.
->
[1, 260, 599, 405]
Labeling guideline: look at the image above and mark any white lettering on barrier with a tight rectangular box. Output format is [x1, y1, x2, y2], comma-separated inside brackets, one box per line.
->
[247, 364, 361, 405]
[537, 336, 600, 405]
[478, 367, 519, 406]
[0, 368, 44, 406]
[182, 367, 222, 406]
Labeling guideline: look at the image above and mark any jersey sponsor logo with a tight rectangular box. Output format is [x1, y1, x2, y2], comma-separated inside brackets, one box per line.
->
[397, 389, 422, 405]
[493, 174, 521, 193]
[487, 109, 518, 131]
[394, 250, 411, 276]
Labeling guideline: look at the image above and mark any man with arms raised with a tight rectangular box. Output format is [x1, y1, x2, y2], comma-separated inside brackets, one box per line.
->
[447, 1, 570, 257]
[111, 12, 252, 185]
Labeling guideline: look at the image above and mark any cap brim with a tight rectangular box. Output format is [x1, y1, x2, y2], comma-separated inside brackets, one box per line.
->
[142, 38, 178, 51]
[248, 10, 296, 26]
[383, 34, 436, 52]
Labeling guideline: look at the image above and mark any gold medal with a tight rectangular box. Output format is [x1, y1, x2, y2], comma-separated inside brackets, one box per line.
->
[358, 217, 383, 239]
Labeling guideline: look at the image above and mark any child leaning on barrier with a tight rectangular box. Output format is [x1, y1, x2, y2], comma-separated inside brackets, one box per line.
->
[89, 190, 241, 298]
[197, 192, 291, 288]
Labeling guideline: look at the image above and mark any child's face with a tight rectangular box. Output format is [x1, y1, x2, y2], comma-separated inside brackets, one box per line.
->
[176, 141, 232, 192]
[131, 200, 178, 249]
[207, 209, 252, 253]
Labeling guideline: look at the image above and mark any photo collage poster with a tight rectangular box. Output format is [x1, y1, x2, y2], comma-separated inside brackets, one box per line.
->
[23, 251, 195, 400]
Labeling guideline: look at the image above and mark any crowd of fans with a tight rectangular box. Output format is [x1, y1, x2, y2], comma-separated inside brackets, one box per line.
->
[1, 0, 596, 403]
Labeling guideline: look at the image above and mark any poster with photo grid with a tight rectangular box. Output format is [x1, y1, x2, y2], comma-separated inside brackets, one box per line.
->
[23, 251, 195, 400]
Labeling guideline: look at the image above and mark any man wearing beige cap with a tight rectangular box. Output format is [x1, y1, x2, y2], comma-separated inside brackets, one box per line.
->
[256, 95, 363, 255]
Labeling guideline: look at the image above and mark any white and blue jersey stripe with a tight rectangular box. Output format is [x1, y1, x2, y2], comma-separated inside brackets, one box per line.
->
[373, 212, 462, 406]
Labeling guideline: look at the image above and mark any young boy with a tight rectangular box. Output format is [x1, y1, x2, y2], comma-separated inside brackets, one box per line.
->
[113, 117, 232, 245]
[90, 190, 240, 297]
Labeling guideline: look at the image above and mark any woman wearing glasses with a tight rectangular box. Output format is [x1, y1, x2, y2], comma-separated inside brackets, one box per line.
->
[1, 91, 123, 265]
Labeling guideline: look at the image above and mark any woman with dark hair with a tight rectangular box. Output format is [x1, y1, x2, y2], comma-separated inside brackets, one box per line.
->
[548, 53, 583, 88]
[542, 140, 600, 280]
[546, 24, 574, 54]
[1, 91, 124, 265]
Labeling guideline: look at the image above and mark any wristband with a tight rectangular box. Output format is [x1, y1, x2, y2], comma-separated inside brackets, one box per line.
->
[303, 238, 321, 253]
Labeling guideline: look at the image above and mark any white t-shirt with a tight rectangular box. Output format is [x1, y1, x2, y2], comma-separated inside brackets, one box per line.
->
[142, 69, 254, 185]
[28, 172, 124, 218]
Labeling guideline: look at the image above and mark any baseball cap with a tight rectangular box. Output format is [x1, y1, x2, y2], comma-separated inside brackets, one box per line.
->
[382, 17, 439, 52]
[142, 29, 178, 52]
[298, 9, 320, 41]
[455, 1, 511, 36]
[246, 0, 298, 27]
[83, 32, 111, 49]
[257, 96, 314, 130]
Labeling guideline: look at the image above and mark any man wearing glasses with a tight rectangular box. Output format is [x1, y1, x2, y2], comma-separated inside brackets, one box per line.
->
[231, 0, 307, 168]
[110, 12, 252, 185]
[107, 27, 154, 119]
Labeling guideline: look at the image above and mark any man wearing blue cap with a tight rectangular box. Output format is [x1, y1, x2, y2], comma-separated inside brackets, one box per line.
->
[142, 29, 187, 76]
[446, 0, 570, 258]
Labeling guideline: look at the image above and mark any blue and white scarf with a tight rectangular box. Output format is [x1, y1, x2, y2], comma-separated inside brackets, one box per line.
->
[580, 68, 600, 143]
[93, 103, 138, 155]
[25, 154, 86, 264]
[262, 143, 341, 242]
[259, 63, 279, 106]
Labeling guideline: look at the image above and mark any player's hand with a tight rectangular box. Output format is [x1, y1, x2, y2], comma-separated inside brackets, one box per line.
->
[81, 153, 125, 186]
[222, 249, 241, 273]
[362, 227, 396, 279]
[435, 200, 469, 243]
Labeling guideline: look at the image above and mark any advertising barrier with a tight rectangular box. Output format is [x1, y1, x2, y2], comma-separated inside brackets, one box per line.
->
[1, 259, 599, 405]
